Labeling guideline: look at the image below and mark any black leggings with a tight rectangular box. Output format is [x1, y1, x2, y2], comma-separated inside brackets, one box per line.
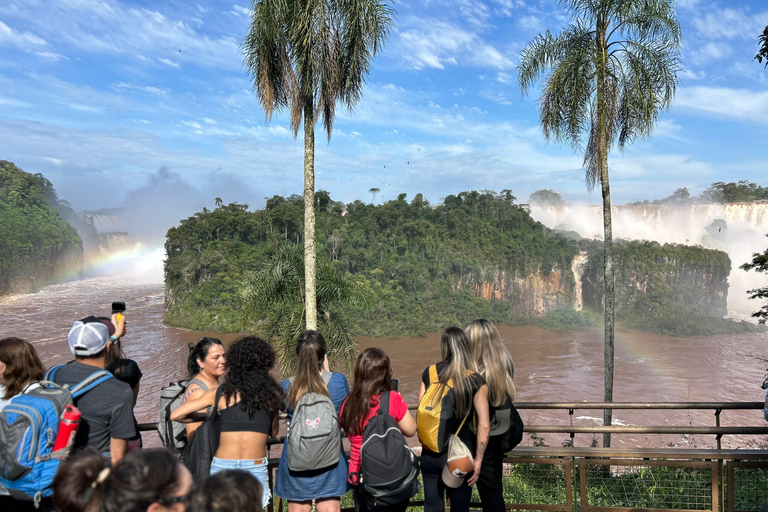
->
[420, 449, 472, 512]
[475, 435, 505, 511]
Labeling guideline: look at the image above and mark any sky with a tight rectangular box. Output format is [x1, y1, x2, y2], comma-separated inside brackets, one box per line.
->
[0, 0, 767, 215]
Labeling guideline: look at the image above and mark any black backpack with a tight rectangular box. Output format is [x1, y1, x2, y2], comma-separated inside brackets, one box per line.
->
[358, 392, 420, 509]
[180, 387, 222, 480]
[494, 399, 524, 452]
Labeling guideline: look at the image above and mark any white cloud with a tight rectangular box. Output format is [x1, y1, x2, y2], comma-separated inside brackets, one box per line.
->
[113, 82, 169, 95]
[231, 5, 250, 17]
[0, 0, 243, 70]
[0, 20, 48, 50]
[34, 51, 68, 60]
[496, 72, 512, 84]
[41, 157, 63, 165]
[676, 86, 768, 123]
[394, 18, 514, 71]
[181, 120, 202, 129]
[158, 58, 181, 69]
[202, 117, 217, 124]
[692, 8, 768, 40]
[479, 90, 512, 105]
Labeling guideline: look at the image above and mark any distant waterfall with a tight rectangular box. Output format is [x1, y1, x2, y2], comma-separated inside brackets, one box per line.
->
[571, 251, 589, 311]
[531, 203, 768, 317]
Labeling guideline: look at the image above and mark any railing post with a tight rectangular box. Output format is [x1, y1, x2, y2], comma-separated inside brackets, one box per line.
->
[569, 409, 575, 447]
[715, 408, 724, 512]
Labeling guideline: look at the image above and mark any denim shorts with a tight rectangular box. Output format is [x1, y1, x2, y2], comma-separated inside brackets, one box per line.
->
[210, 457, 271, 508]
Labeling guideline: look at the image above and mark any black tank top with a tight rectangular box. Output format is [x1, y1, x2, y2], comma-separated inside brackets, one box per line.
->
[219, 401, 272, 434]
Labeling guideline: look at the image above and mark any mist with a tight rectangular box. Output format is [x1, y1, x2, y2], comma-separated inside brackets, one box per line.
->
[81, 167, 261, 283]
[529, 203, 768, 318]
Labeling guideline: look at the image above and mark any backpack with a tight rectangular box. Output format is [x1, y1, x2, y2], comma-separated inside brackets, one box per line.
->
[180, 387, 222, 481]
[158, 378, 209, 453]
[493, 399, 524, 452]
[358, 392, 420, 509]
[0, 366, 112, 504]
[417, 364, 472, 453]
[285, 370, 341, 472]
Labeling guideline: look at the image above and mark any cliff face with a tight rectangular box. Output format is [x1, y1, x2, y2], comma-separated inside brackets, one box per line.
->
[465, 267, 573, 315]
[581, 240, 730, 318]
[0, 161, 84, 295]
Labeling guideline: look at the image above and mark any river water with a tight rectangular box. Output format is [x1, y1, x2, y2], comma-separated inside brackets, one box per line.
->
[1, 277, 766, 449]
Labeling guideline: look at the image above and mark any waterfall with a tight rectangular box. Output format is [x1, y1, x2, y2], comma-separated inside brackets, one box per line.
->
[571, 251, 589, 311]
[530, 203, 768, 317]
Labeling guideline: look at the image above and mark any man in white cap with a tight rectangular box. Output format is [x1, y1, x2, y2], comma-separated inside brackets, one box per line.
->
[49, 316, 136, 464]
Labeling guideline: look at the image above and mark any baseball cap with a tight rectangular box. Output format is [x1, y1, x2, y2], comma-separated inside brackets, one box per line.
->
[68, 317, 111, 356]
[442, 436, 474, 488]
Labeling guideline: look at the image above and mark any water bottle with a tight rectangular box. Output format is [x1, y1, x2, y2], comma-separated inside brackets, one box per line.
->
[53, 405, 81, 452]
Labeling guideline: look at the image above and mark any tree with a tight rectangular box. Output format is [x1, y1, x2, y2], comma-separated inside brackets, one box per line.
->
[529, 189, 565, 206]
[742, 237, 768, 324]
[756, 25, 768, 67]
[242, 0, 394, 330]
[241, 243, 362, 377]
[369, 187, 380, 204]
[518, 0, 681, 446]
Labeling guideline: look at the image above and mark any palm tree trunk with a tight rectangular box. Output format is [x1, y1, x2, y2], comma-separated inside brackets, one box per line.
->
[596, 20, 615, 448]
[303, 99, 317, 330]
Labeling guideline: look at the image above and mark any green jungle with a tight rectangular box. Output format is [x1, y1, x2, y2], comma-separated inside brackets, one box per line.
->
[164, 190, 760, 339]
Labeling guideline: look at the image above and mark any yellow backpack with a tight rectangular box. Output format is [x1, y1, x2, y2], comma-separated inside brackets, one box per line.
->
[417, 365, 472, 453]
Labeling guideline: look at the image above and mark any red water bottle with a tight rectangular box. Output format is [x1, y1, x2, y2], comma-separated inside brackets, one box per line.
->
[53, 405, 81, 452]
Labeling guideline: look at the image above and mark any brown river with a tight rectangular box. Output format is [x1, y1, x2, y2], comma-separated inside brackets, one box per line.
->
[1, 276, 767, 450]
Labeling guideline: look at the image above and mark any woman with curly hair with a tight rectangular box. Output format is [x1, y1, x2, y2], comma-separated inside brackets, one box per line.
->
[172, 337, 282, 509]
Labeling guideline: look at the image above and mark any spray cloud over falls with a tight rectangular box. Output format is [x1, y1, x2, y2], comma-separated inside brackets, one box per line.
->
[529, 203, 768, 317]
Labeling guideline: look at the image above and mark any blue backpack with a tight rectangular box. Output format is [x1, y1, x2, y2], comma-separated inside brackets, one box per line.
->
[0, 365, 112, 505]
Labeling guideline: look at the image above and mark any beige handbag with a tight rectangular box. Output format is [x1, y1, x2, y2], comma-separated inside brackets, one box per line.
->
[441, 411, 474, 488]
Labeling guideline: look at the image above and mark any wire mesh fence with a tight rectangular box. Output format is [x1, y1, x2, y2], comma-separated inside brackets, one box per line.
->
[580, 459, 715, 511]
[727, 462, 768, 512]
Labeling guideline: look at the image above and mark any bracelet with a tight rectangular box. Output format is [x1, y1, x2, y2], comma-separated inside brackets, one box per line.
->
[110, 335, 119, 341]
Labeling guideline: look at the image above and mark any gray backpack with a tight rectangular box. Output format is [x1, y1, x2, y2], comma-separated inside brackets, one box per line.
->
[157, 378, 208, 453]
[285, 371, 341, 472]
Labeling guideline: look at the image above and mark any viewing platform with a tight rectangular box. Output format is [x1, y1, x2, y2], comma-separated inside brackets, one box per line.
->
[140, 400, 768, 512]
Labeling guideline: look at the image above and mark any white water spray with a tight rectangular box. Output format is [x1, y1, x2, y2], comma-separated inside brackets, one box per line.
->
[530, 203, 768, 317]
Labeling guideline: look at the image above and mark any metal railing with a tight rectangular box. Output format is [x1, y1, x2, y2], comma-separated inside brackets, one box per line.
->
[138, 401, 768, 512]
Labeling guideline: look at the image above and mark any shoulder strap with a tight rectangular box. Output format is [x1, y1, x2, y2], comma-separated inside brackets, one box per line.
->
[455, 408, 472, 436]
[188, 378, 209, 392]
[45, 364, 63, 382]
[428, 364, 439, 384]
[211, 386, 224, 416]
[70, 370, 113, 399]
[377, 391, 391, 417]
[321, 370, 333, 386]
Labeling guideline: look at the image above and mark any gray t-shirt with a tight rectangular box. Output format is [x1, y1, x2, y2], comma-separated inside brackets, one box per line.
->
[51, 361, 137, 453]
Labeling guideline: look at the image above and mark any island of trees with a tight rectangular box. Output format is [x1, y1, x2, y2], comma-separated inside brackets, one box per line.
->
[164, 190, 757, 339]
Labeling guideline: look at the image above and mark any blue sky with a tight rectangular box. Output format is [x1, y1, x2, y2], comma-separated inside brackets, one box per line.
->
[0, 0, 767, 214]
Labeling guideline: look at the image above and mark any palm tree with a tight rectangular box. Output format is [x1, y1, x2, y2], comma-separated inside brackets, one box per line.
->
[241, 242, 362, 377]
[242, 0, 394, 330]
[518, 0, 681, 447]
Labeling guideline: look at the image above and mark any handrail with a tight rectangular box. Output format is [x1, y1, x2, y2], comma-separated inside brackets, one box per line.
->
[139, 401, 767, 436]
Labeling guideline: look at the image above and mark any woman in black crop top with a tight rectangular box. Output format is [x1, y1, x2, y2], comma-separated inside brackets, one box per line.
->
[172, 336, 282, 509]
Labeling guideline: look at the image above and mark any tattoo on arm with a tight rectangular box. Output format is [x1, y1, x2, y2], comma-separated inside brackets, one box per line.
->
[476, 440, 488, 461]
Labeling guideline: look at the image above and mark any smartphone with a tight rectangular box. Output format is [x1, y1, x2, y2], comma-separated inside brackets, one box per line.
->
[111, 302, 126, 314]
[392, 378, 400, 392]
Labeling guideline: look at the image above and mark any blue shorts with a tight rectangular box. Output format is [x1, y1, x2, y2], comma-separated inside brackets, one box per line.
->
[210, 457, 271, 508]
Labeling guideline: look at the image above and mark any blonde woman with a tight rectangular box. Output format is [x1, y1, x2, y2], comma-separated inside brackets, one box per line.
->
[418, 327, 490, 512]
[466, 319, 516, 512]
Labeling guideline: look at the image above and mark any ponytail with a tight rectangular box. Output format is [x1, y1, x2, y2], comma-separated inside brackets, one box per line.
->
[287, 330, 330, 409]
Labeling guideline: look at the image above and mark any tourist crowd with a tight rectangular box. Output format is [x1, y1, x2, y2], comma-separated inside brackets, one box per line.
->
[0, 310, 519, 512]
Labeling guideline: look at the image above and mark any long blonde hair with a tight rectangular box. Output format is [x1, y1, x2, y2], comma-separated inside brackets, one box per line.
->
[287, 330, 330, 409]
[466, 319, 516, 406]
[433, 327, 477, 418]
